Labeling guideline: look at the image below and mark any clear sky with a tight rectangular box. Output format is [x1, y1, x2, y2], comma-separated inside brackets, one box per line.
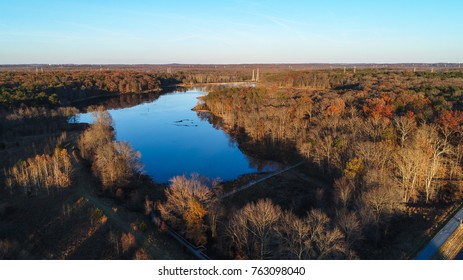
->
[0, 0, 462, 64]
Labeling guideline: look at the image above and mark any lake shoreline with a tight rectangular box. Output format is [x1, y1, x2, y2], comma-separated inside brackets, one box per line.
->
[74, 87, 280, 183]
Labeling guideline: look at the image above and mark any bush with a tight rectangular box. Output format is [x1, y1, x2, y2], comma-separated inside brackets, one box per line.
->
[90, 208, 104, 225]
[121, 232, 136, 253]
[138, 221, 148, 233]
[438, 183, 463, 204]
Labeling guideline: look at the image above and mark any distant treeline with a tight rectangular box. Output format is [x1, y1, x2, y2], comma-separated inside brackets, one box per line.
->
[261, 69, 463, 89]
[0, 69, 255, 109]
[4, 67, 461, 109]
[0, 71, 178, 108]
[178, 71, 250, 84]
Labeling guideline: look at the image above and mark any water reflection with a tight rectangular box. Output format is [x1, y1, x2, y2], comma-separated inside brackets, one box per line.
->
[77, 88, 278, 183]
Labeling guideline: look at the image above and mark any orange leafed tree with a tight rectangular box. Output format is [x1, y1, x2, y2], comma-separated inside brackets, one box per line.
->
[437, 110, 463, 140]
[183, 198, 207, 245]
[158, 174, 221, 246]
[363, 98, 394, 121]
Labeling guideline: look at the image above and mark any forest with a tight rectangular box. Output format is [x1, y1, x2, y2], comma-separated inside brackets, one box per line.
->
[0, 70, 174, 108]
[1, 65, 463, 260]
[193, 69, 463, 259]
[0, 66, 256, 109]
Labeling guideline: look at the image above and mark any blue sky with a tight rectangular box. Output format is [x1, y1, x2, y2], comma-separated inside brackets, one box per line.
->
[0, 0, 462, 64]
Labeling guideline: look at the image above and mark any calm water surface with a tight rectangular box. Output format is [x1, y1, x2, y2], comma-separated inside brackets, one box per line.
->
[77, 88, 278, 183]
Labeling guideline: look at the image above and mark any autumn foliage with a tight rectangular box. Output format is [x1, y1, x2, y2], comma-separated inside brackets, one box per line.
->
[78, 110, 142, 192]
[0, 70, 168, 108]
[157, 174, 222, 246]
[5, 147, 73, 195]
[201, 69, 463, 259]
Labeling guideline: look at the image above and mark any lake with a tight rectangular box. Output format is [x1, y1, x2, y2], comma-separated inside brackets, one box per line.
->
[76, 88, 279, 183]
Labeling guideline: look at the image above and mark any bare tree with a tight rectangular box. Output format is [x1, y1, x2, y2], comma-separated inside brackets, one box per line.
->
[362, 168, 400, 222]
[393, 114, 416, 148]
[316, 227, 345, 259]
[335, 209, 362, 246]
[207, 182, 224, 239]
[78, 110, 114, 160]
[277, 211, 311, 260]
[226, 211, 249, 259]
[92, 140, 141, 191]
[355, 141, 394, 171]
[6, 148, 73, 195]
[227, 199, 281, 259]
[394, 147, 422, 203]
[416, 125, 449, 203]
[334, 177, 354, 208]
[304, 209, 347, 259]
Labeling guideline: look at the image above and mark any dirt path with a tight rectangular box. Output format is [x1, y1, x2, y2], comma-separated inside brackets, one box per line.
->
[221, 161, 305, 199]
[71, 162, 191, 259]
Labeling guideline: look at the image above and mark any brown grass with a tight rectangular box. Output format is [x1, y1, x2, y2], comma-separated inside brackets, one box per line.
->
[433, 224, 463, 260]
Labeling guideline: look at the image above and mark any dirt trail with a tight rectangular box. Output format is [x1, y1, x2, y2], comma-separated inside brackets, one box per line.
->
[72, 161, 190, 259]
[221, 161, 305, 199]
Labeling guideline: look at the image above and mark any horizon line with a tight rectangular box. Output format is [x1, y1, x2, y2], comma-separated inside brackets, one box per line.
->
[0, 62, 461, 66]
